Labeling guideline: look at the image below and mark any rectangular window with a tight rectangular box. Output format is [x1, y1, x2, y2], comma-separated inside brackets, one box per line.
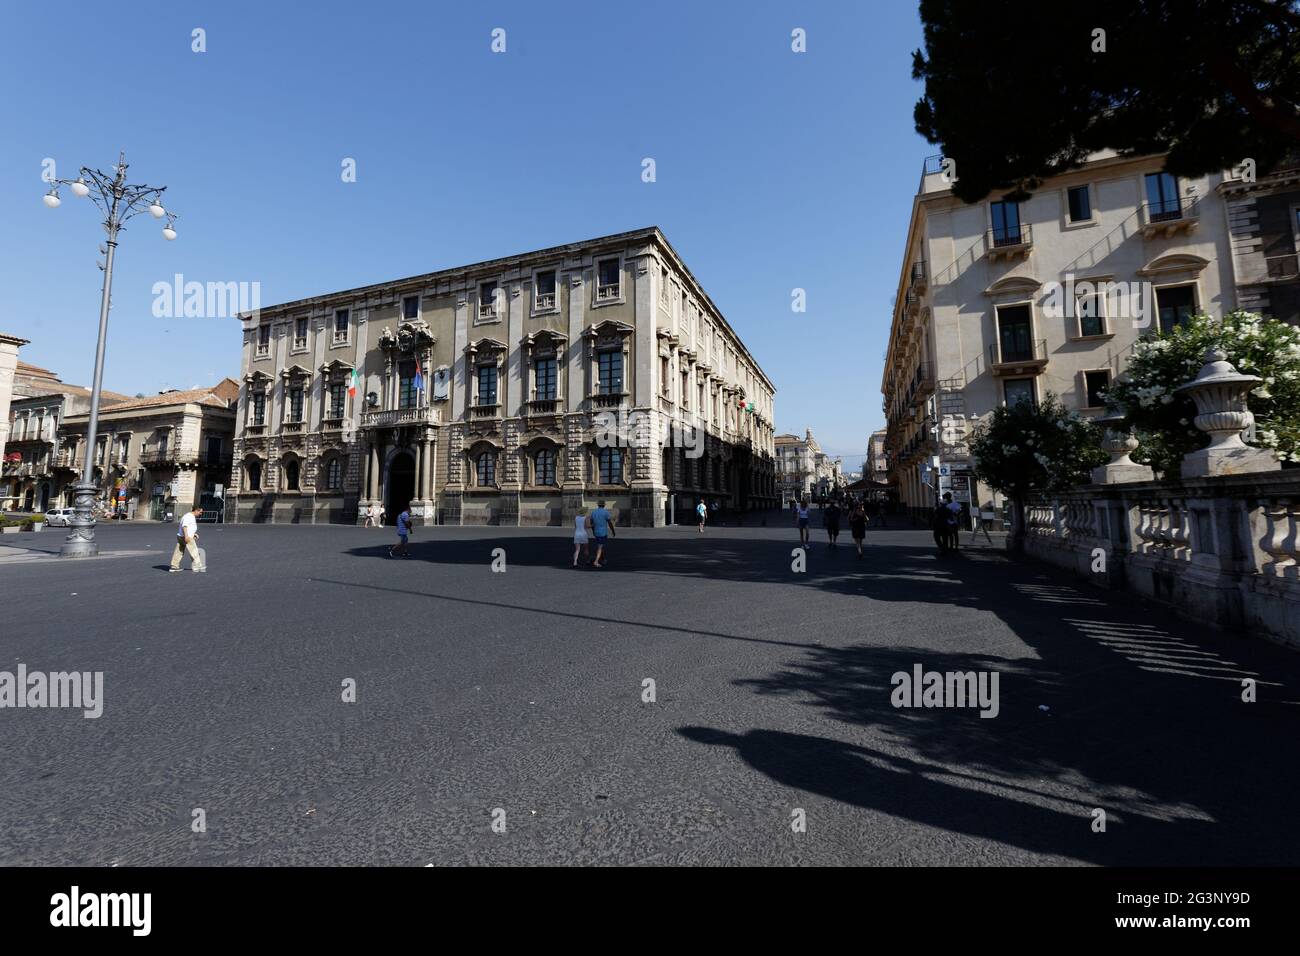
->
[479, 281, 498, 318]
[598, 350, 623, 395]
[1145, 172, 1181, 221]
[599, 447, 622, 485]
[1084, 370, 1111, 409]
[288, 386, 304, 422]
[660, 356, 670, 395]
[680, 371, 689, 408]
[533, 358, 557, 401]
[1004, 379, 1035, 408]
[534, 270, 556, 310]
[329, 383, 346, 419]
[403, 296, 419, 320]
[334, 309, 350, 342]
[257, 325, 270, 355]
[597, 258, 620, 300]
[294, 317, 308, 349]
[206, 436, 222, 462]
[698, 382, 705, 412]
[398, 360, 417, 409]
[252, 392, 266, 426]
[990, 200, 1022, 246]
[1155, 284, 1196, 333]
[534, 448, 556, 486]
[477, 365, 498, 406]
[1076, 293, 1106, 337]
[476, 453, 496, 487]
[996, 304, 1034, 362]
[1067, 185, 1091, 223]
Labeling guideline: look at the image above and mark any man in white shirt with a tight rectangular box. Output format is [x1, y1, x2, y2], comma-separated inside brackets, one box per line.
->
[169, 505, 206, 573]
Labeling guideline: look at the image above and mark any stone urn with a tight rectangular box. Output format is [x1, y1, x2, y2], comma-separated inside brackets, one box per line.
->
[1091, 407, 1154, 484]
[1174, 347, 1280, 477]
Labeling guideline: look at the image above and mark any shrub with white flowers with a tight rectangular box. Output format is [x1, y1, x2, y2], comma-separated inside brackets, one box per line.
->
[969, 393, 1107, 551]
[1104, 310, 1300, 476]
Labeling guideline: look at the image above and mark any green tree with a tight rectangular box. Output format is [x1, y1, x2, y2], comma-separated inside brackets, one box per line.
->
[1104, 310, 1300, 477]
[912, 0, 1300, 203]
[969, 394, 1107, 551]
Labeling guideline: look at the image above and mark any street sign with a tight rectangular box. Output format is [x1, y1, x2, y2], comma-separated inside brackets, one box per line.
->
[939, 464, 951, 477]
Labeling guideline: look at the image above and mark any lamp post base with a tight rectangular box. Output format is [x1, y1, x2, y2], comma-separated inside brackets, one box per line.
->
[60, 480, 100, 558]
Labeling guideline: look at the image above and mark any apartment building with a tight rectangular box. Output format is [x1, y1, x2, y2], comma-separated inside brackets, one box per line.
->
[867, 428, 888, 485]
[881, 152, 1236, 517]
[55, 381, 238, 519]
[2, 363, 130, 512]
[1221, 155, 1300, 326]
[228, 227, 777, 526]
[775, 429, 840, 502]
[0, 333, 27, 482]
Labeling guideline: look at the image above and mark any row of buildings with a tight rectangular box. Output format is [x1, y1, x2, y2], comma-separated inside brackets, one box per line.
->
[3, 228, 780, 527]
[0, 356, 237, 519]
[879, 151, 1300, 519]
[774, 429, 844, 502]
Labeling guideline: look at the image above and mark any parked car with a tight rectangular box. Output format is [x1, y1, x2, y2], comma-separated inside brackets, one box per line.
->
[43, 508, 76, 527]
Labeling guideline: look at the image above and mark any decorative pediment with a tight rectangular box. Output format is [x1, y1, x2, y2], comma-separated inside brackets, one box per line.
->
[280, 364, 312, 380]
[983, 275, 1043, 297]
[523, 329, 568, 357]
[319, 358, 355, 374]
[583, 319, 634, 342]
[245, 369, 274, 386]
[1137, 253, 1210, 277]
[465, 337, 507, 354]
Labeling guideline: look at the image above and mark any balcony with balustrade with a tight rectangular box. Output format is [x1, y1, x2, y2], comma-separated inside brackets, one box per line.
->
[1138, 196, 1200, 238]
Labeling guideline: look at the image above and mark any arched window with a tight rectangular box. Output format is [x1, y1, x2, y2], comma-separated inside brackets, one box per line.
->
[285, 459, 300, 491]
[476, 452, 496, 487]
[324, 457, 342, 491]
[598, 447, 622, 485]
[534, 448, 556, 486]
[246, 458, 262, 492]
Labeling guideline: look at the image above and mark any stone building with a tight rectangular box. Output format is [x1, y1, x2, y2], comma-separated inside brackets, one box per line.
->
[55, 381, 238, 519]
[881, 151, 1238, 519]
[1220, 155, 1300, 326]
[2, 363, 130, 512]
[0, 333, 27, 483]
[228, 227, 777, 526]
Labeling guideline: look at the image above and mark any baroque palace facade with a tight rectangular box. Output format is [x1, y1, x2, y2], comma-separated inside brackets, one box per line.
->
[228, 228, 777, 526]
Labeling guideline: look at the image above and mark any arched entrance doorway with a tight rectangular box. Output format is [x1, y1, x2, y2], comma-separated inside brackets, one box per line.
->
[385, 451, 416, 519]
[39, 483, 50, 512]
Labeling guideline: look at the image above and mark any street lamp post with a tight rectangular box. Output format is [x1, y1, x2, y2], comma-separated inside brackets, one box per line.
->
[44, 152, 179, 557]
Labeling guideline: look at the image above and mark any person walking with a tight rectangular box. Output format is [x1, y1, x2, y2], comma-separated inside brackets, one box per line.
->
[388, 506, 412, 558]
[572, 507, 593, 567]
[970, 500, 995, 545]
[942, 492, 962, 552]
[823, 500, 841, 548]
[796, 499, 811, 547]
[696, 498, 708, 533]
[849, 502, 868, 558]
[169, 504, 206, 573]
[363, 503, 375, 528]
[377, 504, 386, 527]
[590, 500, 616, 568]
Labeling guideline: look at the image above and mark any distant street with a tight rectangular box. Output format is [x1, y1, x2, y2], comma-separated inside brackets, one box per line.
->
[2, 516, 1298, 866]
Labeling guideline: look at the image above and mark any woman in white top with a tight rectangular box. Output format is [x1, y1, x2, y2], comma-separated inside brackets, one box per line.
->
[573, 508, 594, 567]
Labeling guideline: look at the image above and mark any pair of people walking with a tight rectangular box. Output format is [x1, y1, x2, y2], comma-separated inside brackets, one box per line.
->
[932, 492, 963, 554]
[573, 501, 615, 568]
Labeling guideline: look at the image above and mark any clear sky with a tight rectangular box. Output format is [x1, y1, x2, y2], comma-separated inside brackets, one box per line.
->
[0, 0, 930, 471]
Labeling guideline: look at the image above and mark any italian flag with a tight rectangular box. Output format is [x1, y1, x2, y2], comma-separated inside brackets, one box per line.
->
[348, 368, 359, 398]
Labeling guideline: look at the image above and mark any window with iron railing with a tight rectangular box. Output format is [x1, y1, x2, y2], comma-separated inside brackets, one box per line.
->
[597, 258, 620, 300]
[534, 270, 556, 310]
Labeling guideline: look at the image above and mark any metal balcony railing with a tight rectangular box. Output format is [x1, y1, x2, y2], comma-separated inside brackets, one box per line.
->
[990, 337, 1048, 367]
[986, 222, 1033, 250]
[1265, 253, 1300, 280]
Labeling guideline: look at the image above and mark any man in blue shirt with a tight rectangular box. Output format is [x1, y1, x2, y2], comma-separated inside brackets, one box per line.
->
[388, 506, 412, 558]
[590, 500, 616, 568]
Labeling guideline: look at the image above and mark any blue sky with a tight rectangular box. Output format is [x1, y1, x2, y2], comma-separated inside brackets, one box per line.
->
[0, 0, 929, 470]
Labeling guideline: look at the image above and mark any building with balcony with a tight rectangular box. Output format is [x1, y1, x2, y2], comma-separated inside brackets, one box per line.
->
[1220, 155, 1300, 327]
[882, 152, 1237, 519]
[2, 364, 131, 512]
[775, 429, 841, 502]
[228, 227, 777, 526]
[55, 381, 237, 520]
[0, 333, 28, 493]
[867, 428, 889, 485]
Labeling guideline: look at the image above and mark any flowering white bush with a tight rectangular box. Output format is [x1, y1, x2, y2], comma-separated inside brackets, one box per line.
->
[1105, 311, 1300, 475]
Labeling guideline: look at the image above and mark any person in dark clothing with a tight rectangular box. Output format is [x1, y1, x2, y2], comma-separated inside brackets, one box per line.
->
[824, 501, 842, 548]
[931, 499, 954, 554]
[849, 502, 868, 558]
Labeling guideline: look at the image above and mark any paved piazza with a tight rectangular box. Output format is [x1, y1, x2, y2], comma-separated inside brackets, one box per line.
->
[2, 517, 1298, 866]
